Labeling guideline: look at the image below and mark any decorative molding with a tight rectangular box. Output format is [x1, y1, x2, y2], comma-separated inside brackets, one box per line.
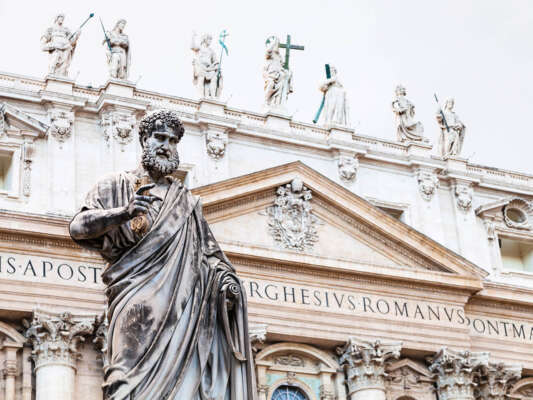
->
[427, 347, 489, 400]
[503, 198, 531, 230]
[417, 170, 439, 201]
[337, 155, 358, 182]
[24, 309, 96, 370]
[49, 109, 74, 142]
[455, 182, 473, 212]
[264, 178, 320, 252]
[101, 110, 136, 145]
[249, 323, 267, 353]
[476, 362, 522, 400]
[386, 358, 435, 400]
[206, 129, 228, 160]
[22, 140, 35, 197]
[93, 311, 109, 369]
[337, 337, 402, 396]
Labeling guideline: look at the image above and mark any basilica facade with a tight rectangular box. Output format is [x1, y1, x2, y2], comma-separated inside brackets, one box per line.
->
[0, 69, 533, 400]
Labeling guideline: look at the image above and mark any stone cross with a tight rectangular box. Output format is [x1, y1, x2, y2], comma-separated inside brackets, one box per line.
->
[279, 34, 305, 70]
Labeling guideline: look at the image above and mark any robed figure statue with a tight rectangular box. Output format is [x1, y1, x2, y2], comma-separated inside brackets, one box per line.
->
[70, 110, 256, 400]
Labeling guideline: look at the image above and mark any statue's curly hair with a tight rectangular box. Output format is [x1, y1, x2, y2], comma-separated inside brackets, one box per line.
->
[138, 110, 185, 145]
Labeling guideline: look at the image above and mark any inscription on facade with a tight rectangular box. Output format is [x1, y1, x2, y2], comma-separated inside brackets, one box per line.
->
[0, 252, 104, 288]
[242, 278, 533, 343]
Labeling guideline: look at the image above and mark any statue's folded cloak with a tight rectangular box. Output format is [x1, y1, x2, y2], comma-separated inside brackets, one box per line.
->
[72, 171, 256, 400]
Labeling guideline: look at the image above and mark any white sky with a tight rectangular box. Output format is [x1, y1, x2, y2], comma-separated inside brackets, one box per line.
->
[1, 0, 532, 174]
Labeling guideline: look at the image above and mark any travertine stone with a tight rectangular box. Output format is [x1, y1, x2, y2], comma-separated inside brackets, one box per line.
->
[392, 85, 425, 143]
[104, 20, 130, 80]
[338, 337, 402, 400]
[319, 66, 349, 127]
[41, 14, 80, 77]
[476, 362, 521, 400]
[49, 108, 74, 143]
[101, 110, 136, 145]
[263, 36, 292, 110]
[437, 98, 466, 159]
[416, 169, 439, 201]
[338, 155, 358, 182]
[191, 32, 222, 98]
[24, 309, 95, 400]
[455, 182, 473, 212]
[427, 348, 489, 400]
[386, 358, 436, 400]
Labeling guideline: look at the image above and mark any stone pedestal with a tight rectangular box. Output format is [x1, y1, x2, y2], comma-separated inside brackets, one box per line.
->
[338, 337, 402, 400]
[103, 79, 136, 98]
[25, 309, 96, 400]
[327, 124, 355, 143]
[264, 108, 292, 132]
[427, 348, 489, 400]
[406, 141, 433, 158]
[198, 97, 226, 116]
[44, 75, 74, 96]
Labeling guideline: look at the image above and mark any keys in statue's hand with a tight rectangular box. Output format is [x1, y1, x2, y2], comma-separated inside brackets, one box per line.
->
[126, 183, 163, 219]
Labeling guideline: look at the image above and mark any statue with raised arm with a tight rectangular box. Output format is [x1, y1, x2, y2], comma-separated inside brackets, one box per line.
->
[69, 110, 256, 400]
[436, 98, 466, 158]
[104, 19, 130, 80]
[263, 36, 293, 108]
[191, 32, 221, 98]
[319, 65, 350, 126]
[392, 85, 425, 142]
[41, 13, 80, 77]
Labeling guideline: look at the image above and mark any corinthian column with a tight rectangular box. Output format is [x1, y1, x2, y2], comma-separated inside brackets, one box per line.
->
[338, 337, 402, 400]
[476, 362, 522, 400]
[427, 348, 489, 400]
[25, 309, 95, 400]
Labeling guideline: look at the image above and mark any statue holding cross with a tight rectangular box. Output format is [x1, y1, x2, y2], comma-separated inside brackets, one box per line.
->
[263, 34, 304, 109]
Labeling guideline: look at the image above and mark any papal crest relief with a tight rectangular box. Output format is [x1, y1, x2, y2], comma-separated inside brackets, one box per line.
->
[264, 178, 320, 251]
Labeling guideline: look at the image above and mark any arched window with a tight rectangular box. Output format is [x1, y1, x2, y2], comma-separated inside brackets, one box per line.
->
[272, 385, 308, 400]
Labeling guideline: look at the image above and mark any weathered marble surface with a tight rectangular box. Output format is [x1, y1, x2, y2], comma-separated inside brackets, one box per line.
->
[191, 32, 222, 98]
[104, 20, 130, 80]
[436, 98, 466, 158]
[70, 110, 256, 399]
[41, 14, 80, 77]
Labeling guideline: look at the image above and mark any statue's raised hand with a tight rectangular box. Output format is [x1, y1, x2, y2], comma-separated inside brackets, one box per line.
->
[125, 184, 162, 219]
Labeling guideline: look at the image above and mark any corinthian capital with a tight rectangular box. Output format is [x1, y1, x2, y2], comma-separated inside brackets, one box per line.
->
[337, 337, 402, 396]
[24, 309, 96, 370]
[427, 348, 489, 400]
[476, 362, 522, 400]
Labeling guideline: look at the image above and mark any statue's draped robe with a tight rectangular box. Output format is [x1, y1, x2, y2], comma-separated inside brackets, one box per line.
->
[72, 172, 256, 400]
[392, 96, 424, 142]
[437, 110, 465, 158]
[320, 78, 349, 126]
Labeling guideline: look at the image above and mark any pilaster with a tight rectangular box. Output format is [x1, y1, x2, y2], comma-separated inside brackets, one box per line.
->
[427, 348, 489, 400]
[338, 337, 402, 400]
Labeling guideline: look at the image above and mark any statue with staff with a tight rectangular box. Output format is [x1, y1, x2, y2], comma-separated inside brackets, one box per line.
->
[41, 13, 94, 77]
[435, 95, 466, 158]
[191, 30, 227, 98]
[101, 19, 131, 80]
[313, 64, 350, 126]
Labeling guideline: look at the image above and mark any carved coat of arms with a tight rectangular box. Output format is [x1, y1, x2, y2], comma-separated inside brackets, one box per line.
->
[265, 178, 319, 251]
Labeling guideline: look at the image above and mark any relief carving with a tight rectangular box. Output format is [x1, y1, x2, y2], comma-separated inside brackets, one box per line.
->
[265, 178, 320, 251]
[503, 198, 531, 230]
[275, 354, 305, 367]
[206, 130, 228, 159]
[455, 183, 473, 212]
[22, 141, 35, 197]
[476, 362, 521, 400]
[49, 109, 74, 142]
[338, 155, 358, 182]
[24, 310, 95, 369]
[417, 170, 438, 201]
[101, 111, 136, 145]
[93, 312, 109, 369]
[427, 348, 489, 400]
[338, 337, 402, 396]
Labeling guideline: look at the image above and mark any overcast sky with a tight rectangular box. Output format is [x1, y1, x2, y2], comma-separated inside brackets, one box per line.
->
[1, 1, 532, 174]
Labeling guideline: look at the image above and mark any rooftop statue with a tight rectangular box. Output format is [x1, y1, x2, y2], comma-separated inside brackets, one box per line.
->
[191, 32, 223, 98]
[392, 85, 426, 143]
[41, 13, 81, 77]
[318, 65, 350, 126]
[70, 110, 256, 400]
[103, 19, 131, 80]
[436, 97, 466, 158]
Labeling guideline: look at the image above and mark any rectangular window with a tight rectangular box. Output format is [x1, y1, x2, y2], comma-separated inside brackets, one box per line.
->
[500, 238, 533, 273]
[0, 152, 13, 192]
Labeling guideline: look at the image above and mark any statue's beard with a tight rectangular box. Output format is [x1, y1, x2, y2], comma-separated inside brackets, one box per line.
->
[141, 144, 180, 176]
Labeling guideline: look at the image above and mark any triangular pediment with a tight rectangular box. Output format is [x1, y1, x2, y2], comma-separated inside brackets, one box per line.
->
[193, 162, 487, 291]
[1, 102, 49, 137]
